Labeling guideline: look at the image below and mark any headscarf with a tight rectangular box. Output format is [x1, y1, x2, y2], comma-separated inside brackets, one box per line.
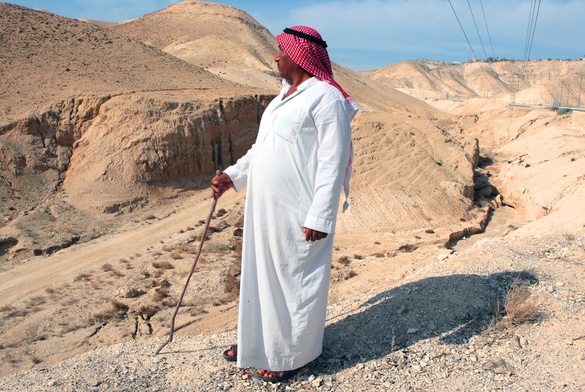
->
[276, 26, 358, 211]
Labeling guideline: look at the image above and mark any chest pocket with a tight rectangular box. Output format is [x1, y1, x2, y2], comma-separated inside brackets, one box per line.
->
[273, 111, 305, 144]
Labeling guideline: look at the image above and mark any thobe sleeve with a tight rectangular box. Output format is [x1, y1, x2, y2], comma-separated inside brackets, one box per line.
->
[223, 144, 255, 192]
[303, 98, 352, 233]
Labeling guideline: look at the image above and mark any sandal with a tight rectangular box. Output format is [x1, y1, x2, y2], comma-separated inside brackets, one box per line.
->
[222, 344, 237, 362]
[254, 368, 298, 383]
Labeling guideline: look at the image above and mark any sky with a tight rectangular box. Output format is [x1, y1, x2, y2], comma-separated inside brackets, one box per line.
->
[4, 0, 584, 71]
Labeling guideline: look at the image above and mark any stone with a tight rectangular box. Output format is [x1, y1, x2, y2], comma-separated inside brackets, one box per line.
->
[482, 358, 515, 374]
[116, 285, 139, 298]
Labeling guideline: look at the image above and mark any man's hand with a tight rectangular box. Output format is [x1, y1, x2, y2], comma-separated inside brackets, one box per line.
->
[211, 173, 234, 199]
[303, 227, 328, 242]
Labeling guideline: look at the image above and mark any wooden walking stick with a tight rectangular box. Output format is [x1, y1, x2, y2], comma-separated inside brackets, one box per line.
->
[155, 171, 221, 355]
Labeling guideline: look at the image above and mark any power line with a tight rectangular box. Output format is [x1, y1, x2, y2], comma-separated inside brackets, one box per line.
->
[448, 0, 477, 61]
[522, 0, 536, 60]
[526, 0, 542, 60]
[447, 0, 501, 99]
[466, 0, 488, 60]
[479, 0, 495, 58]
[523, 0, 542, 61]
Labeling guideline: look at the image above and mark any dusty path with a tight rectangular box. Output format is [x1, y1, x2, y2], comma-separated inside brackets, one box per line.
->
[0, 190, 241, 309]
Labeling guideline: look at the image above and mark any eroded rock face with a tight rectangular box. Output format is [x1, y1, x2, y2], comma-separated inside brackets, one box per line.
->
[0, 93, 273, 216]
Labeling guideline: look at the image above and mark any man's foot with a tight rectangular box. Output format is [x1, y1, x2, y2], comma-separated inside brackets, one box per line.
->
[222, 344, 237, 362]
[255, 368, 296, 383]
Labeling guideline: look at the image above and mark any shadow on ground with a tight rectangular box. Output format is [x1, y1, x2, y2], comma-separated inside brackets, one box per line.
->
[309, 270, 538, 376]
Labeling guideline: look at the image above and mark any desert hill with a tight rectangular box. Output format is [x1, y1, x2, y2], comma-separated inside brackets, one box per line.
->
[110, 1, 280, 90]
[0, 1, 584, 389]
[0, 2, 243, 122]
[366, 59, 585, 105]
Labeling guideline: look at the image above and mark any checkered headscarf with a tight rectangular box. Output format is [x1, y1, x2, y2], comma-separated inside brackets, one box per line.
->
[276, 26, 357, 109]
[276, 26, 358, 211]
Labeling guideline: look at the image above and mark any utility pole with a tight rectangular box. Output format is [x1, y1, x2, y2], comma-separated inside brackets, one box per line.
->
[510, 76, 518, 105]
[567, 80, 571, 107]
[579, 74, 583, 108]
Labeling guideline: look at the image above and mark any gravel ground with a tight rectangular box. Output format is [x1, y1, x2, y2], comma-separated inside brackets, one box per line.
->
[1, 233, 584, 391]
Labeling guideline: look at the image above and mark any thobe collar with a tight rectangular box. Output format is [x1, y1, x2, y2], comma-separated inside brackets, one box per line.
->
[281, 77, 320, 100]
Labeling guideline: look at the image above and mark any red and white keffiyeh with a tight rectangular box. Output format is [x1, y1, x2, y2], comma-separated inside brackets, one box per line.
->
[276, 26, 358, 211]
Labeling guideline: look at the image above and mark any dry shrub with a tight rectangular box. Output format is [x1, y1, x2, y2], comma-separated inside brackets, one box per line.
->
[61, 298, 76, 306]
[331, 269, 358, 283]
[152, 260, 174, 270]
[170, 250, 182, 260]
[398, 244, 418, 253]
[110, 269, 124, 277]
[8, 309, 28, 318]
[216, 208, 227, 217]
[101, 263, 113, 272]
[91, 299, 128, 323]
[110, 299, 128, 312]
[161, 298, 177, 308]
[0, 305, 15, 313]
[189, 307, 209, 317]
[500, 285, 541, 329]
[4, 352, 20, 365]
[74, 272, 92, 282]
[337, 256, 350, 266]
[2, 306, 27, 318]
[90, 308, 114, 324]
[151, 287, 170, 302]
[26, 295, 46, 308]
[205, 239, 229, 253]
[138, 304, 158, 319]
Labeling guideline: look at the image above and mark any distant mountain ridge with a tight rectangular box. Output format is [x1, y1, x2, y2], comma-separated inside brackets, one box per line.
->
[364, 59, 585, 106]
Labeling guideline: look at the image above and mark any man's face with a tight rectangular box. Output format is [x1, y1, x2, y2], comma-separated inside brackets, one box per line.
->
[274, 46, 298, 81]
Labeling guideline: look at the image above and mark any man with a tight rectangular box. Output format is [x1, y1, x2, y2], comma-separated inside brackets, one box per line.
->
[211, 25, 358, 382]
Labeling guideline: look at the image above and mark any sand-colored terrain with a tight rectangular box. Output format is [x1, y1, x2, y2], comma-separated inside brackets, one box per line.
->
[0, 1, 584, 390]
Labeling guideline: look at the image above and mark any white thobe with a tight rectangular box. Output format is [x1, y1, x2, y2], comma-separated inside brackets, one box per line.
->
[224, 77, 354, 371]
